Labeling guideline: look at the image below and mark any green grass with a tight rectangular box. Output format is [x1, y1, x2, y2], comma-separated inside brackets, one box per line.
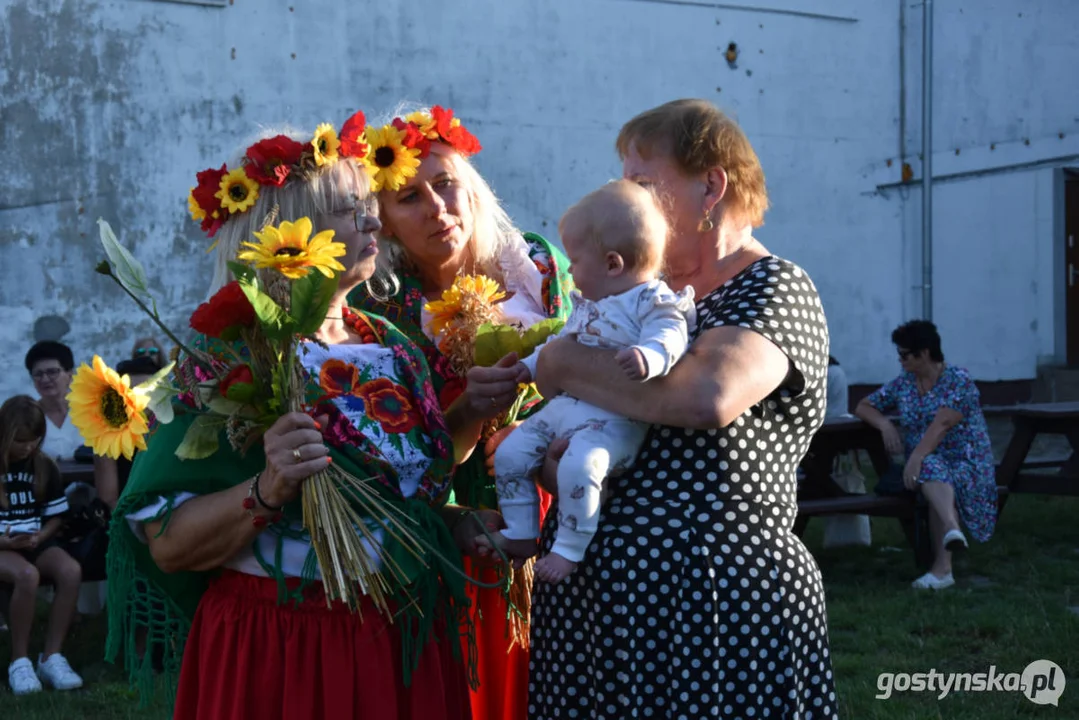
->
[1, 493, 1076, 718]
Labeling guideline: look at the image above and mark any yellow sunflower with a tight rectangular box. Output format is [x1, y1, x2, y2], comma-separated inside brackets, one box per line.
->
[424, 274, 506, 338]
[67, 356, 151, 460]
[362, 124, 422, 193]
[216, 168, 259, 214]
[312, 123, 341, 167]
[237, 216, 346, 279]
[405, 111, 438, 139]
[187, 189, 206, 222]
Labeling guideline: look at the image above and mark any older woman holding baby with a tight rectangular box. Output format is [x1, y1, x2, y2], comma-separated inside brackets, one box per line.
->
[527, 100, 838, 719]
[348, 106, 573, 720]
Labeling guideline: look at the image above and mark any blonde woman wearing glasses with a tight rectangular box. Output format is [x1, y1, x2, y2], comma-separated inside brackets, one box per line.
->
[130, 337, 168, 370]
[24, 342, 84, 462]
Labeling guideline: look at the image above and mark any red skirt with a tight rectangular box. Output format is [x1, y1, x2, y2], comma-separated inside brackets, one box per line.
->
[174, 570, 472, 720]
[465, 490, 551, 720]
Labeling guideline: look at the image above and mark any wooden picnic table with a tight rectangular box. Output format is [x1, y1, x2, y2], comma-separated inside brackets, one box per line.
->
[796, 415, 934, 567]
[58, 459, 95, 486]
[989, 401, 1079, 509]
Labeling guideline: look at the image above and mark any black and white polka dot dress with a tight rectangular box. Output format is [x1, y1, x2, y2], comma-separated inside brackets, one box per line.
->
[529, 257, 836, 719]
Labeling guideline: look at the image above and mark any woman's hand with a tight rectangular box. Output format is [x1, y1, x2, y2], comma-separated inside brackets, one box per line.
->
[259, 412, 330, 508]
[462, 353, 530, 422]
[452, 508, 506, 559]
[535, 436, 570, 497]
[902, 454, 924, 491]
[880, 421, 903, 456]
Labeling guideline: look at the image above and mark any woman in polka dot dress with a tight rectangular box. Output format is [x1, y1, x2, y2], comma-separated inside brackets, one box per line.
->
[526, 100, 837, 718]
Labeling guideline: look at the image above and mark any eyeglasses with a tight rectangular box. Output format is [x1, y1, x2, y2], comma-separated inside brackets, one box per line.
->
[897, 349, 917, 361]
[335, 198, 379, 232]
[31, 367, 63, 381]
[135, 347, 160, 356]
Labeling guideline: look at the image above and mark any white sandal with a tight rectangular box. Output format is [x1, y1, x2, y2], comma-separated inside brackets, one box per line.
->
[911, 571, 955, 590]
[943, 528, 968, 553]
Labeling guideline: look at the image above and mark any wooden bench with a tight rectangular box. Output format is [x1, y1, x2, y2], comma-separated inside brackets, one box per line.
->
[794, 416, 938, 567]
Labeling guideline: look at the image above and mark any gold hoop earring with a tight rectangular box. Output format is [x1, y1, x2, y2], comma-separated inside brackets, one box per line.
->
[698, 211, 715, 232]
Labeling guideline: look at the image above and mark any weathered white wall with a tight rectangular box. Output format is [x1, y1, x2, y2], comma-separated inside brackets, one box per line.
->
[1, 0, 1077, 405]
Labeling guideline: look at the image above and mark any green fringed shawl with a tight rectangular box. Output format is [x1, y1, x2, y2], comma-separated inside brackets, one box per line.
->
[351, 232, 575, 511]
[105, 311, 473, 705]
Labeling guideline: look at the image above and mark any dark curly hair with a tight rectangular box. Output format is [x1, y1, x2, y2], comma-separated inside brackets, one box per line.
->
[891, 320, 944, 362]
[24, 341, 74, 374]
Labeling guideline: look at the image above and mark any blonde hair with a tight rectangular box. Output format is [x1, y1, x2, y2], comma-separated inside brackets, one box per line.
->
[616, 98, 769, 228]
[207, 128, 377, 295]
[559, 180, 668, 274]
[366, 104, 521, 300]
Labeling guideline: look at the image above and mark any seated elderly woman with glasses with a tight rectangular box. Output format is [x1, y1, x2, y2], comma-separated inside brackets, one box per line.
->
[854, 320, 998, 590]
[24, 342, 85, 462]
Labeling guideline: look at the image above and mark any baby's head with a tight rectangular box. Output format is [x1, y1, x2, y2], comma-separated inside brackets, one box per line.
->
[559, 180, 668, 301]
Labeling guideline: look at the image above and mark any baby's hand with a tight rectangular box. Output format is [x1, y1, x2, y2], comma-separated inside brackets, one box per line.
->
[615, 347, 648, 381]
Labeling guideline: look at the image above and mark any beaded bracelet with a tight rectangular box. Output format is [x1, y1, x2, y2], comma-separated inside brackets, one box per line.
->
[241, 474, 283, 529]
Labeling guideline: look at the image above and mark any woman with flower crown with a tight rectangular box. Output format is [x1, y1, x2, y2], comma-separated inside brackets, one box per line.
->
[348, 106, 573, 720]
[104, 111, 486, 719]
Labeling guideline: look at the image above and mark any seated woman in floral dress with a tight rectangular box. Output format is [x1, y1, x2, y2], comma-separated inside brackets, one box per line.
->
[856, 319, 998, 590]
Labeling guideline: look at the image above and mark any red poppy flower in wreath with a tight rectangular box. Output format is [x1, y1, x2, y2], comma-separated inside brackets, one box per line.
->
[244, 135, 306, 187]
[191, 164, 229, 237]
[431, 106, 481, 156]
[189, 281, 256, 339]
[356, 378, 421, 434]
[338, 110, 370, 160]
[393, 117, 431, 158]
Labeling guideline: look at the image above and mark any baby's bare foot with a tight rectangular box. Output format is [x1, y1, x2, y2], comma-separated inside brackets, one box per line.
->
[535, 552, 577, 583]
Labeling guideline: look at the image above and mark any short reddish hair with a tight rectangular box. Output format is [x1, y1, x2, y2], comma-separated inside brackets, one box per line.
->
[616, 99, 769, 227]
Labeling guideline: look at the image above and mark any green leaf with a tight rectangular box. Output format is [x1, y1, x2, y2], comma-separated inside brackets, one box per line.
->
[291, 270, 339, 336]
[474, 324, 525, 367]
[519, 319, 565, 358]
[238, 278, 293, 341]
[224, 381, 256, 404]
[227, 261, 256, 285]
[97, 218, 151, 300]
[175, 415, 225, 460]
[133, 361, 178, 425]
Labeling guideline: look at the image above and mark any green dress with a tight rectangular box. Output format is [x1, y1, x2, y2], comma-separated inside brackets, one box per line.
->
[105, 311, 471, 703]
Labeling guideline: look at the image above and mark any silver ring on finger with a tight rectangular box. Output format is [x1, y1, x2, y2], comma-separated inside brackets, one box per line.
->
[292, 447, 303, 463]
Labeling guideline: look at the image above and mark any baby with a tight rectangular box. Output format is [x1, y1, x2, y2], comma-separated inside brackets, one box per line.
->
[487, 180, 696, 583]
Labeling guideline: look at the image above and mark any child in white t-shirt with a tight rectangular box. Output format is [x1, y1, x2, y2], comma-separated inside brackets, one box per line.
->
[485, 180, 696, 583]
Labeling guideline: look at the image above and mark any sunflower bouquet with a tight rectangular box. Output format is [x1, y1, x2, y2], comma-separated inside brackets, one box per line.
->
[71, 217, 427, 612]
[424, 274, 563, 429]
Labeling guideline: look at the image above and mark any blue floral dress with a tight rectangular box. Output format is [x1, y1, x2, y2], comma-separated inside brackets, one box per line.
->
[866, 365, 997, 541]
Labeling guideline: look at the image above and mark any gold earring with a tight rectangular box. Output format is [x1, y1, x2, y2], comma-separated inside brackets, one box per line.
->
[698, 210, 715, 232]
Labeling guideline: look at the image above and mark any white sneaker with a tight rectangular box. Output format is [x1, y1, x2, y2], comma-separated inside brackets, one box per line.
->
[9, 657, 42, 695]
[37, 653, 83, 690]
[911, 571, 955, 590]
[943, 528, 968, 553]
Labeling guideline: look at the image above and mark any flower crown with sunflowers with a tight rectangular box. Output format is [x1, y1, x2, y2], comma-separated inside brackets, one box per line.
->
[187, 106, 482, 239]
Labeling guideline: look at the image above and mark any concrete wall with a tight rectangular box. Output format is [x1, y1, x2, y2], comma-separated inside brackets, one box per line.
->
[2, 0, 1077, 408]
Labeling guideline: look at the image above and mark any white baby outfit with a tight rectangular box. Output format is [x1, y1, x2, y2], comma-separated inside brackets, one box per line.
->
[494, 279, 696, 562]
